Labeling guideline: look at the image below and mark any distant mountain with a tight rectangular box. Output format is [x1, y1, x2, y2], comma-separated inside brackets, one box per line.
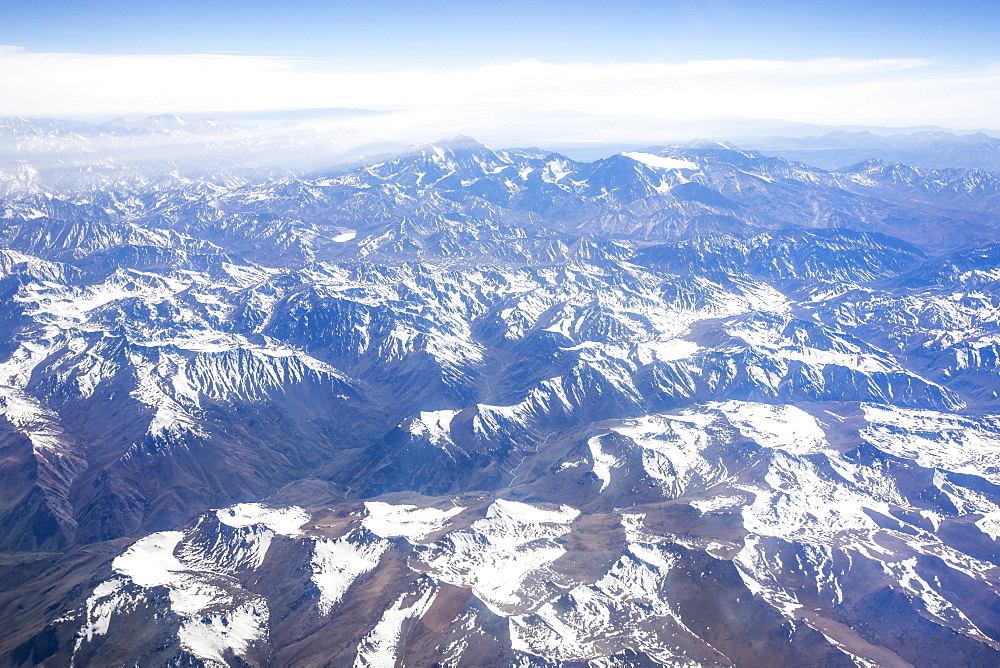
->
[0, 114, 403, 177]
[744, 130, 1000, 172]
[2, 121, 1000, 665]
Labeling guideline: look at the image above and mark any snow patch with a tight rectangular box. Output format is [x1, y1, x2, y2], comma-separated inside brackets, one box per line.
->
[97, 522, 273, 664]
[216, 503, 310, 536]
[635, 338, 700, 364]
[312, 530, 390, 614]
[177, 600, 269, 666]
[862, 405, 1000, 483]
[711, 401, 828, 456]
[363, 501, 465, 541]
[608, 412, 723, 497]
[354, 580, 438, 668]
[73, 579, 132, 655]
[622, 152, 698, 171]
[406, 409, 461, 446]
[418, 500, 579, 612]
[112, 531, 188, 591]
[690, 495, 746, 514]
[587, 435, 617, 492]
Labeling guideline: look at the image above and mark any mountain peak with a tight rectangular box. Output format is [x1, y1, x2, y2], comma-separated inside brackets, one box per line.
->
[683, 138, 743, 151]
[431, 135, 485, 148]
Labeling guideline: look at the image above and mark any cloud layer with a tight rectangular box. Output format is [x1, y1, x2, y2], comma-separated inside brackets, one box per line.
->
[1, 46, 997, 141]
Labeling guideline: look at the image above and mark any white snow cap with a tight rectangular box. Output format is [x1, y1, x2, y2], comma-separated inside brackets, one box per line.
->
[216, 503, 311, 536]
[622, 152, 698, 171]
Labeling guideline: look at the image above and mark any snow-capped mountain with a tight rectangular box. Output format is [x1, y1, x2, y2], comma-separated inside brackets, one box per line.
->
[2, 118, 1000, 666]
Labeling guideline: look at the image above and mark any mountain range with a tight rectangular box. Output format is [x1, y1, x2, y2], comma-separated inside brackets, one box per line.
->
[2, 119, 1000, 666]
[743, 130, 1000, 173]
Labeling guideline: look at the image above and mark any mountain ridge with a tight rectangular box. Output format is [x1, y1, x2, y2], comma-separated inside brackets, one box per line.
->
[2, 122, 1000, 665]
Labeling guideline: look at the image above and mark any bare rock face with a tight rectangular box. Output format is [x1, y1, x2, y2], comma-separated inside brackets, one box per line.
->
[2, 123, 1000, 665]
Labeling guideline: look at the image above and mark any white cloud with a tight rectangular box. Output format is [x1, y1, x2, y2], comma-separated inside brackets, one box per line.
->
[0, 45, 997, 139]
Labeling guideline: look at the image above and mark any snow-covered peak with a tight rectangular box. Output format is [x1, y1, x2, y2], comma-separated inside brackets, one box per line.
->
[215, 503, 311, 536]
[621, 151, 699, 171]
[362, 501, 465, 541]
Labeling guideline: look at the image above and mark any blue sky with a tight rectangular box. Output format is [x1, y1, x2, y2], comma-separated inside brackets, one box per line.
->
[0, 1, 998, 139]
[3, 0, 998, 66]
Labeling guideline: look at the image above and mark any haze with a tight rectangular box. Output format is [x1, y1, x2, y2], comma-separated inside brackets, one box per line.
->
[1, 0, 998, 146]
